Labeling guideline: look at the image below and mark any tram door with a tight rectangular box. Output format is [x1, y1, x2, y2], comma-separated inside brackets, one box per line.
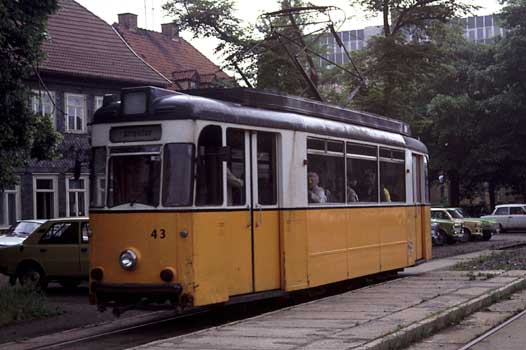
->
[412, 154, 425, 260]
[227, 129, 281, 293]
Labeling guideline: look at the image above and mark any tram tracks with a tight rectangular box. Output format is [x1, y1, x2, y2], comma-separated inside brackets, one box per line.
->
[458, 308, 526, 350]
[25, 309, 210, 350]
[1, 273, 399, 350]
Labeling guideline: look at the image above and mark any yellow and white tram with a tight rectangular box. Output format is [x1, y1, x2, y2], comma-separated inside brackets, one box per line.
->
[89, 87, 431, 310]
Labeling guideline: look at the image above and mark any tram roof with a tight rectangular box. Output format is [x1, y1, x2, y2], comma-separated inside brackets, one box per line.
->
[93, 86, 427, 153]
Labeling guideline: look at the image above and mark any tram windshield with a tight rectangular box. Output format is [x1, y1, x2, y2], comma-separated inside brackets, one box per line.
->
[108, 154, 161, 208]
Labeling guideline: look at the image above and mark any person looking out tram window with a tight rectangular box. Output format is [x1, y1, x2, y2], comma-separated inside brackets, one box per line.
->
[227, 167, 244, 205]
[226, 128, 246, 206]
[382, 186, 392, 202]
[347, 178, 359, 202]
[307, 172, 327, 203]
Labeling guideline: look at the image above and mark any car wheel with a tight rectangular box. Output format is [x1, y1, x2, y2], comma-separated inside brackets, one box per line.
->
[18, 265, 48, 290]
[440, 230, 456, 244]
[433, 231, 445, 246]
[482, 232, 492, 241]
[59, 280, 81, 288]
[460, 228, 471, 243]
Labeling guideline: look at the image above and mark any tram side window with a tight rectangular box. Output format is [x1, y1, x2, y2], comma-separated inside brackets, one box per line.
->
[257, 132, 277, 205]
[307, 138, 345, 204]
[196, 126, 223, 206]
[379, 148, 406, 203]
[346, 143, 378, 203]
[226, 128, 246, 206]
[163, 143, 194, 207]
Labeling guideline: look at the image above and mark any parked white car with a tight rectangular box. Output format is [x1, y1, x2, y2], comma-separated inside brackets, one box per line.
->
[482, 204, 526, 232]
[0, 220, 44, 247]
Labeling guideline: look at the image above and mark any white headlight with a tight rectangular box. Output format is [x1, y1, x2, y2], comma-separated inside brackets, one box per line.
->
[119, 249, 138, 270]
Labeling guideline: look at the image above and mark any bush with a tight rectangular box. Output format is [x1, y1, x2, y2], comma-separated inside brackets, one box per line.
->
[0, 285, 60, 326]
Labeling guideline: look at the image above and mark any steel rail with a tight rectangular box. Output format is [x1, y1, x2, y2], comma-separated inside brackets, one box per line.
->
[2, 272, 401, 350]
[457, 308, 526, 350]
[28, 308, 209, 350]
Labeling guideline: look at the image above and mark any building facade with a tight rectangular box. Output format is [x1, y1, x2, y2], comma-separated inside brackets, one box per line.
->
[322, 14, 505, 66]
[1, 0, 230, 230]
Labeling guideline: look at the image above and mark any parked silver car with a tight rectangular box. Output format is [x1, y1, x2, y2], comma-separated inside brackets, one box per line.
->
[0, 220, 44, 247]
[482, 204, 526, 232]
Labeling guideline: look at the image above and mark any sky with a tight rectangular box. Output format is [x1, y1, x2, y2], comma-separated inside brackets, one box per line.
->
[76, 0, 503, 66]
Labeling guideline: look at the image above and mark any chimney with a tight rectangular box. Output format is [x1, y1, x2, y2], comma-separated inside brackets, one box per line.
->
[118, 13, 138, 30]
[161, 22, 179, 40]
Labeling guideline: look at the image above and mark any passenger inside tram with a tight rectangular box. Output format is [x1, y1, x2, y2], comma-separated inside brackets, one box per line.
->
[307, 172, 328, 203]
[347, 178, 359, 202]
[227, 167, 244, 205]
[226, 129, 246, 206]
[360, 168, 378, 202]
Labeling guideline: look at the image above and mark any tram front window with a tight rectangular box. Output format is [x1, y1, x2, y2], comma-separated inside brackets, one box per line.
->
[108, 154, 161, 207]
[163, 143, 194, 207]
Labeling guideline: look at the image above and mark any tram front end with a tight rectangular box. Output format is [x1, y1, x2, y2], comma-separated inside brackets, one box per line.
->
[89, 87, 196, 312]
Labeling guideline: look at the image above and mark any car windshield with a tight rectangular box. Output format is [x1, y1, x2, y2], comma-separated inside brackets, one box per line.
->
[448, 210, 464, 219]
[5, 221, 41, 237]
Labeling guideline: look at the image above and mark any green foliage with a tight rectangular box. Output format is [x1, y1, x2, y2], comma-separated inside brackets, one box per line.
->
[340, 0, 526, 205]
[354, 0, 477, 37]
[163, 0, 324, 96]
[162, 0, 252, 57]
[0, 0, 61, 189]
[0, 284, 61, 326]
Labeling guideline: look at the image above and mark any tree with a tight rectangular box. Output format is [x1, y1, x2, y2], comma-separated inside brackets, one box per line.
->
[481, 0, 526, 204]
[163, 0, 327, 96]
[418, 0, 526, 207]
[0, 0, 61, 189]
[355, 0, 476, 37]
[346, 0, 477, 122]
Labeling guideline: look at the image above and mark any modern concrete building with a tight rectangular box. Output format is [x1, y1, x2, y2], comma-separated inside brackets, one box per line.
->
[322, 14, 505, 66]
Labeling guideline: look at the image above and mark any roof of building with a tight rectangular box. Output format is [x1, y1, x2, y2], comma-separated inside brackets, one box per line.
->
[113, 24, 231, 86]
[40, 0, 169, 86]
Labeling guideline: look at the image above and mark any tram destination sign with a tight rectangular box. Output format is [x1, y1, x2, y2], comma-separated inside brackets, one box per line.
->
[110, 125, 162, 143]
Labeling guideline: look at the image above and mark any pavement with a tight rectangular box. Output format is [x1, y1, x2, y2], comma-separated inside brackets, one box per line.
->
[128, 251, 526, 350]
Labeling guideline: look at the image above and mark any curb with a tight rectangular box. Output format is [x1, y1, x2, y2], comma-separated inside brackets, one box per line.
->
[361, 276, 526, 350]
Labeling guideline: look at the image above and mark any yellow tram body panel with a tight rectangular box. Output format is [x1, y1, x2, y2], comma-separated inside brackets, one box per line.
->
[90, 205, 430, 307]
[282, 205, 431, 290]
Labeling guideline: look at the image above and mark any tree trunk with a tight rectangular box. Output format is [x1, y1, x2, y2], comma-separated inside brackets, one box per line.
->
[488, 181, 496, 211]
[448, 169, 460, 207]
[382, 0, 391, 36]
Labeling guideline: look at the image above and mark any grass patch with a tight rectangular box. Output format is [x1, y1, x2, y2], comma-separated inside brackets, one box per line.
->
[451, 247, 526, 271]
[0, 285, 61, 326]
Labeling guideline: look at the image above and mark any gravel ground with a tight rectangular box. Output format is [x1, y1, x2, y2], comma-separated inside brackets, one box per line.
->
[1, 232, 525, 344]
[451, 246, 526, 271]
[432, 232, 526, 259]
